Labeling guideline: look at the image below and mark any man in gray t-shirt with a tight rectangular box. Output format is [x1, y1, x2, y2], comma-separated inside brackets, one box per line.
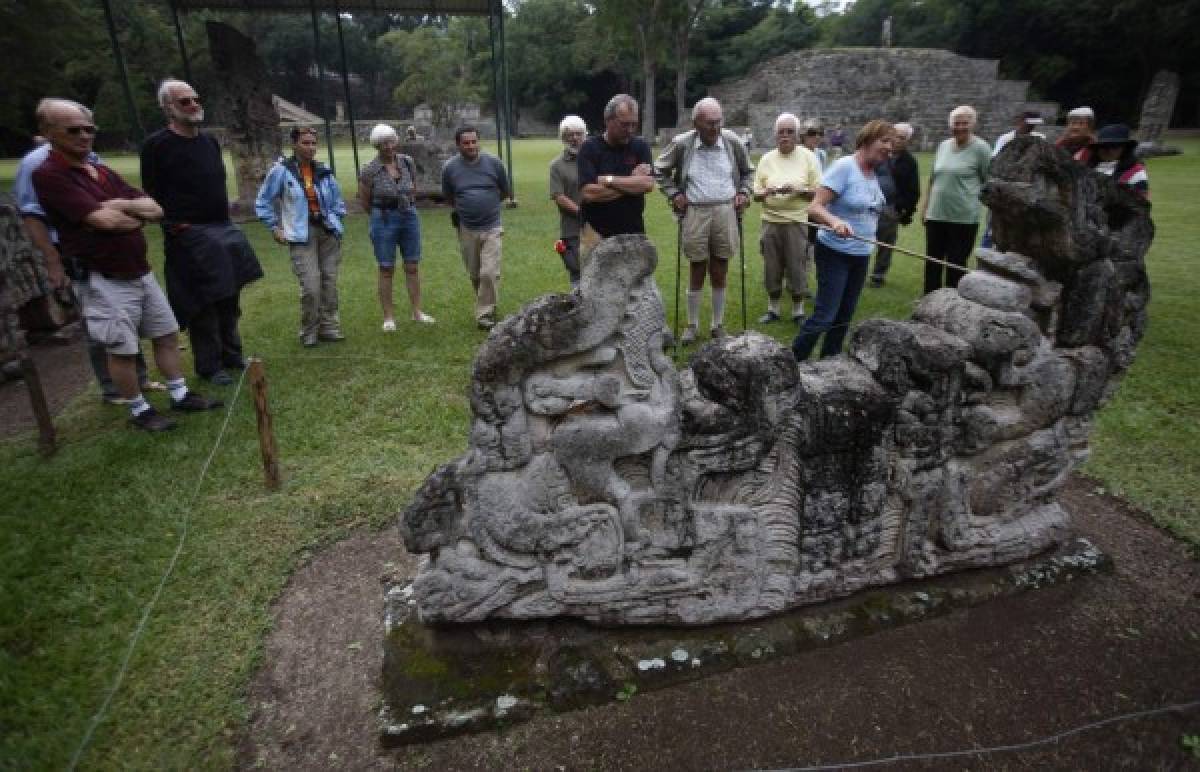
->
[442, 126, 511, 328]
[548, 114, 585, 290]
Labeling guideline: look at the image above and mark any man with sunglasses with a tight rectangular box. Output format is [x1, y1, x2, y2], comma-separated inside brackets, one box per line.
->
[140, 79, 263, 386]
[13, 99, 162, 403]
[577, 94, 656, 253]
[32, 99, 223, 431]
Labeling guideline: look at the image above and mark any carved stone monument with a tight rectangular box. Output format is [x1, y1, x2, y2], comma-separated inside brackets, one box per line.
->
[399, 136, 1152, 627]
[1136, 70, 1181, 156]
[207, 21, 281, 218]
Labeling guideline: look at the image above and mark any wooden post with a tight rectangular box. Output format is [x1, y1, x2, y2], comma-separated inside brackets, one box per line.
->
[247, 357, 281, 490]
[18, 353, 56, 456]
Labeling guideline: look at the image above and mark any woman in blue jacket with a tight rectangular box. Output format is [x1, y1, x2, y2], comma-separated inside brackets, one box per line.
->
[255, 127, 347, 346]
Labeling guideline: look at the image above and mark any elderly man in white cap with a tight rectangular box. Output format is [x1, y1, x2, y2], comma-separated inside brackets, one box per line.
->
[1058, 106, 1096, 162]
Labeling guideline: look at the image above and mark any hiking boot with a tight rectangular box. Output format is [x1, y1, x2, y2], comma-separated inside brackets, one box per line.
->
[301, 334, 318, 348]
[758, 310, 780, 324]
[171, 391, 224, 412]
[477, 317, 495, 330]
[129, 406, 177, 432]
[318, 330, 346, 342]
[869, 276, 885, 288]
[710, 325, 726, 340]
[680, 325, 698, 345]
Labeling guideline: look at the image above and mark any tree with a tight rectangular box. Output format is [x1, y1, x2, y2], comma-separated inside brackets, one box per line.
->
[672, 0, 708, 128]
[379, 21, 484, 129]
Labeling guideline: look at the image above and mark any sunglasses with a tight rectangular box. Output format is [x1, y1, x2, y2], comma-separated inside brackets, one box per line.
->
[174, 96, 201, 106]
[64, 125, 97, 136]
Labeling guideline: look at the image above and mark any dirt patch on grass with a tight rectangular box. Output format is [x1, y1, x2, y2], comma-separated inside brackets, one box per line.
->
[238, 477, 1200, 770]
[0, 335, 94, 441]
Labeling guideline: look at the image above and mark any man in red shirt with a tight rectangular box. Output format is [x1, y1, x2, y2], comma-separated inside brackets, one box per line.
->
[32, 99, 221, 432]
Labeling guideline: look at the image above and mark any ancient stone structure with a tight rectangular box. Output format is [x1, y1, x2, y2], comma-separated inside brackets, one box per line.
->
[0, 195, 70, 364]
[207, 21, 281, 218]
[1137, 70, 1180, 146]
[399, 136, 1152, 626]
[708, 48, 1057, 151]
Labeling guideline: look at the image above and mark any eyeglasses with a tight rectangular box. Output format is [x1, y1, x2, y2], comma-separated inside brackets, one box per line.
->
[777, 129, 796, 135]
[64, 125, 97, 136]
[174, 96, 201, 106]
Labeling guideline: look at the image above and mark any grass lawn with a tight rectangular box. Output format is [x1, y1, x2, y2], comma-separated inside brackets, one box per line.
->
[1, 136, 1197, 767]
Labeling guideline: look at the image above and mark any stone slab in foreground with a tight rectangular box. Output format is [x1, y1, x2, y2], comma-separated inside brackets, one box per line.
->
[380, 537, 1110, 746]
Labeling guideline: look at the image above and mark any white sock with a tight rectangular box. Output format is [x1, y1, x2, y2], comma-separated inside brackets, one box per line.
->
[768, 297, 780, 314]
[686, 290, 701, 327]
[167, 377, 188, 402]
[793, 298, 805, 318]
[129, 395, 150, 416]
[712, 288, 726, 327]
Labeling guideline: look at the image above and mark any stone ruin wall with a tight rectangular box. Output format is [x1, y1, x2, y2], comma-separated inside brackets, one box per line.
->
[397, 137, 1152, 627]
[709, 48, 1057, 151]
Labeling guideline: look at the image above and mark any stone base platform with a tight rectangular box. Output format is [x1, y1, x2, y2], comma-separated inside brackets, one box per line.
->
[380, 538, 1110, 746]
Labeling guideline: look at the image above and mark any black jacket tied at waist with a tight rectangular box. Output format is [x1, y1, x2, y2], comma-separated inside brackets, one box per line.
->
[163, 221, 264, 328]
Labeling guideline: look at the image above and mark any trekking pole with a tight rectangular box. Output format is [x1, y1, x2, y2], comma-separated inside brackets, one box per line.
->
[737, 211, 747, 332]
[809, 221, 961, 271]
[673, 215, 683, 359]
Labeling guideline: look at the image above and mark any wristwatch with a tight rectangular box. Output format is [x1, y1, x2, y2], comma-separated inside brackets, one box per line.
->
[604, 174, 614, 186]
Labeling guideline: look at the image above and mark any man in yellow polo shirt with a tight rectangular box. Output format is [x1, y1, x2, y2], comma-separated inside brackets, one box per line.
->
[752, 112, 823, 324]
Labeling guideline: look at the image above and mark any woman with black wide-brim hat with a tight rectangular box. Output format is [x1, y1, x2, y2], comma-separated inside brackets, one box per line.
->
[1087, 124, 1149, 201]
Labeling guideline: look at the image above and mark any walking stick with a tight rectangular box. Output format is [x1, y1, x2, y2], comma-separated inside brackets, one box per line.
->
[673, 215, 683, 358]
[737, 212, 747, 332]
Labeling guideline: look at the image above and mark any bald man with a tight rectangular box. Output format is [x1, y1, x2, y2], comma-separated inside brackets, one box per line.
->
[32, 99, 221, 432]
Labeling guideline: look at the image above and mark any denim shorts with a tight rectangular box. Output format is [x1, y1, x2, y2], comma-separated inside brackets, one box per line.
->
[368, 206, 422, 267]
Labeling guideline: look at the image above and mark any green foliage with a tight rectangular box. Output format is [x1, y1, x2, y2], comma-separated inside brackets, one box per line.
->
[379, 20, 487, 128]
[1182, 734, 1200, 759]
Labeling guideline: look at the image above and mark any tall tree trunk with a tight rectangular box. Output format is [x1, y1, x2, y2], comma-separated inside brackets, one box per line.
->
[674, 0, 705, 129]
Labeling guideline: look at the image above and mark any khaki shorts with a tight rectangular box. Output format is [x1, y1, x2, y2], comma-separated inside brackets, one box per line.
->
[81, 273, 179, 356]
[682, 202, 738, 263]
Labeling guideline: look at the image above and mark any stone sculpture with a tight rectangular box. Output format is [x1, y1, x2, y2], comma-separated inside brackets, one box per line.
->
[207, 21, 281, 218]
[400, 136, 1152, 626]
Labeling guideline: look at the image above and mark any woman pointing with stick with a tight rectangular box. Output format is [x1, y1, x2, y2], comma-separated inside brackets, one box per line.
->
[791, 120, 893, 361]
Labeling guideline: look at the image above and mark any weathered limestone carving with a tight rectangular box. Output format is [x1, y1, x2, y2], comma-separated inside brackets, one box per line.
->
[399, 136, 1152, 626]
[207, 21, 281, 218]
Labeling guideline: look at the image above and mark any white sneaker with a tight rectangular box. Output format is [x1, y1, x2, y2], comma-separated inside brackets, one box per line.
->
[381, 319, 397, 332]
[413, 311, 435, 324]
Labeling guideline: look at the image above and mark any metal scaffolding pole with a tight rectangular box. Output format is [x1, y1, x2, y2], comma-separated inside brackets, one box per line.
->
[334, 5, 360, 177]
[487, 6, 504, 163]
[99, 0, 144, 141]
[309, 0, 336, 172]
[498, 0, 514, 193]
[168, 0, 194, 84]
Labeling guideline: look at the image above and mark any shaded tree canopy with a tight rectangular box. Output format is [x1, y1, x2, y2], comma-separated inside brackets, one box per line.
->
[0, 0, 1194, 155]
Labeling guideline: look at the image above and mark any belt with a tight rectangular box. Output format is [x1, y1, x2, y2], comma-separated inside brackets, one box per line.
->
[373, 198, 413, 211]
[688, 200, 735, 208]
[97, 270, 149, 281]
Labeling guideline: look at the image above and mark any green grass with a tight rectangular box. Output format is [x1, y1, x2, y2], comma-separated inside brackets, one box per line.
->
[1, 136, 1197, 767]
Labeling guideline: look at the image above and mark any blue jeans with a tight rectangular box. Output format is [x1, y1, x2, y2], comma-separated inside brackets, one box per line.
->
[791, 241, 869, 361]
[368, 207, 421, 267]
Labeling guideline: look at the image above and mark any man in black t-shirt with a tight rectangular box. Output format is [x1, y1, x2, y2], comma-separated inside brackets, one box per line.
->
[577, 94, 656, 254]
[141, 79, 263, 385]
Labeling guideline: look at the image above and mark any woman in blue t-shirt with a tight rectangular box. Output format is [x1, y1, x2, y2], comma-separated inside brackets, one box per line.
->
[792, 120, 893, 361]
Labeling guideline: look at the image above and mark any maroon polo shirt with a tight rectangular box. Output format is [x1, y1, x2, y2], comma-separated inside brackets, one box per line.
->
[31, 150, 151, 277]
